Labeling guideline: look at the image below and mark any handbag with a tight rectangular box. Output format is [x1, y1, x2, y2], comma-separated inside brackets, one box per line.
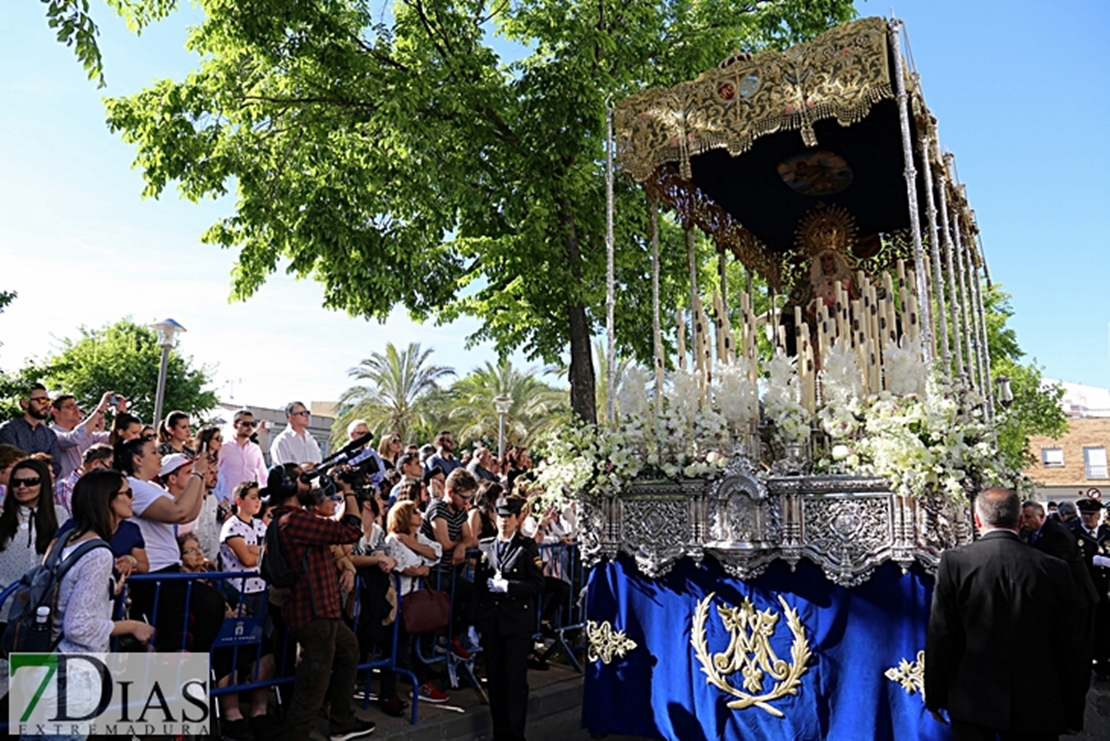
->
[400, 588, 450, 634]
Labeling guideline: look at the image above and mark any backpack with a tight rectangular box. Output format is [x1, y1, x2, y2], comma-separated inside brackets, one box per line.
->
[260, 512, 310, 588]
[2, 536, 111, 657]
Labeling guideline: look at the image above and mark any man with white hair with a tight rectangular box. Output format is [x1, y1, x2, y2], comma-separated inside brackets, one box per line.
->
[467, 445, 498, 483]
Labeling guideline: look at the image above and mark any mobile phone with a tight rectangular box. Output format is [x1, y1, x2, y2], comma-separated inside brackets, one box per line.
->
[108, 394, 120, 408]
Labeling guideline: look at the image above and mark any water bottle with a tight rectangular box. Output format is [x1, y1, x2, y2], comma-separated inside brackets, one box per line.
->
[33, 606, 50, 632]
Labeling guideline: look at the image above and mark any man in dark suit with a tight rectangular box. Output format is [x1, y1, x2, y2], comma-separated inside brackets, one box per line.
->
[926, 488, 1084, 740]
[1022, 500, 1098, 729]
[475, 495, 546, 741]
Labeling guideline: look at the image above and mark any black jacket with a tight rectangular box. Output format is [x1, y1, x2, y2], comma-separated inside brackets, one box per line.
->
[474, 532, 546, 638]
[1032, 516, 1101, 607]
[1068, 519, 1110, 598]
[925, 529, 1084, 734]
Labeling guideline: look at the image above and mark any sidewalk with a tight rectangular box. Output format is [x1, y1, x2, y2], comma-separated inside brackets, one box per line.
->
[303, 666, 1110, 741]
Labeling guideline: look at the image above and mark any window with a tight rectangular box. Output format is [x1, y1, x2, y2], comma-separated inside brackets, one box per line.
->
[1041, 448, 1064, 467]
[1084, 447, 1107, 479]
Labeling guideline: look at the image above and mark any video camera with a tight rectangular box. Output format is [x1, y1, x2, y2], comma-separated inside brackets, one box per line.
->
[300, 431, 381, 502]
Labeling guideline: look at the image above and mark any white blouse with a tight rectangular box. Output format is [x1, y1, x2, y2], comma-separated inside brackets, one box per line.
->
[385, 532, 442, 595]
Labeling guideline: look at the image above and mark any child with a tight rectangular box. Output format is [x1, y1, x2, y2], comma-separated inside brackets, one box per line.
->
[219, 480, 268, 617]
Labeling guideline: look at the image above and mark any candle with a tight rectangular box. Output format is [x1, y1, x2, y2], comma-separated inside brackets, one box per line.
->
[676, 309, 687, 370]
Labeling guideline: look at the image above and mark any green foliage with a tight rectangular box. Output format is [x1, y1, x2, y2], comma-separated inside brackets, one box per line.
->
[333, 342, 455, 447]
[0, 290, 27, 419]
[102, 0, 856, 421]
[33, 318, 218, 425]
[982, 283, 1067, 471]
[446, 360, 569, 450]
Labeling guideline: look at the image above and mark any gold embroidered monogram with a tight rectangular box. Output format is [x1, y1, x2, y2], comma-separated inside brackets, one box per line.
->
[586, 620, 638, 665]
[691, 593, 812, 718]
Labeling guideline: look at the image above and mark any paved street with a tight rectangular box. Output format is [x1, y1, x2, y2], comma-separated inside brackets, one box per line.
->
[299, 663, 1110, 741]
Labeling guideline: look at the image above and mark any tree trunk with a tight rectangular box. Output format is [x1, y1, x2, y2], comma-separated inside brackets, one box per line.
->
[567, 299, 597, 424]
[558, 194, 598, 425]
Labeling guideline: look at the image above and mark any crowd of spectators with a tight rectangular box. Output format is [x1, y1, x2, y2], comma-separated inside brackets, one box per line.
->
[0, 382, 579, 741]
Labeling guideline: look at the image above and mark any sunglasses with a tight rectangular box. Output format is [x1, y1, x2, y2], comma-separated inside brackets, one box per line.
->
[117, 488, 134, 499]
[29, 397, 51, 404]
[238, 421, 257, 428]
[292, 411, 311, 417]
[142, 434, 157, 441]
[327, 494, 344, 502]
[11, 477, 41, 488]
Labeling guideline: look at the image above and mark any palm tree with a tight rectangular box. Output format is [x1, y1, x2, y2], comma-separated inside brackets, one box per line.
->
[447, 361, 569, 452]
[334, 342, 455, 446]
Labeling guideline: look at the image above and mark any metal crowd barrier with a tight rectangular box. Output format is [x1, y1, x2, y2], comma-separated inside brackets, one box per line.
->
[0, 541, 585, 734]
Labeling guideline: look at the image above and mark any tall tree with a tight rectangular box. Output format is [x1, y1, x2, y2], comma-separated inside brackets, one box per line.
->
[983, 284, 1067, 471]
[447, 360, 568, 450]
[103, 0, 856, 423]
[29, 318, 217, 424]
[334, 342, 454, 445]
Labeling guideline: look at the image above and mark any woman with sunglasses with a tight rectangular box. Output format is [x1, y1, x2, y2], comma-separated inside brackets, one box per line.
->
[114, 437, 225, 653]
[0, 457, 65, 591]
[20, 470, 155, 741]
[194, 424, 231, 514]
[52, 470, 155, 648]
[377, 432, 402, 471]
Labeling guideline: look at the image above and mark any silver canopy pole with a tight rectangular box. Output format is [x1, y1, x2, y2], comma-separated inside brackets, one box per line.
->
[889, 19, 933, 365]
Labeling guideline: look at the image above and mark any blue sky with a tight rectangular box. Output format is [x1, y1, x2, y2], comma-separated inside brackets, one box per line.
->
[1, 0, 1107, 410]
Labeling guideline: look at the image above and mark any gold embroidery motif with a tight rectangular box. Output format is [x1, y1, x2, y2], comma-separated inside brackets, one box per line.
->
[615, 17, 898, 183]
[884, 650, 925, 697]
[586, 620, 638, 665]
[691, 593, 811, 718]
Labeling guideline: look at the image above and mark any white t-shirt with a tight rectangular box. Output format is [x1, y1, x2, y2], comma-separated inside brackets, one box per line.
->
[127, 477, 182, 572]
[219, 515, 267, 594]
[385, 531, 442, 595]
[178, 492, 220, 562]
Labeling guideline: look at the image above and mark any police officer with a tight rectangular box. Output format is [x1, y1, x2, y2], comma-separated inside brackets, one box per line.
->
[475, 495, 546, 740]
[1070, 498, 1110, 679]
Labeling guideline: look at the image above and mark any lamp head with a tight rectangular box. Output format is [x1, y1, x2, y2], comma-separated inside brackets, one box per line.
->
[493, 395, 513, 415]
[150, 318, 187, 348]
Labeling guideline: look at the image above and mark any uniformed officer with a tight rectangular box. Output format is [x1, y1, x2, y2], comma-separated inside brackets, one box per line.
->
[475, 495, 546, 740]
[1069, 498, 1110, 679]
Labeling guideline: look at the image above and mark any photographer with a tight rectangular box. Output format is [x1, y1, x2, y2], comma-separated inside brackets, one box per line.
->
[273, 468, 376, 741]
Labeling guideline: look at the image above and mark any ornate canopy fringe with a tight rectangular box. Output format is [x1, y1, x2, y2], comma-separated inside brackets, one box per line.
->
[615, 17, 899, 183]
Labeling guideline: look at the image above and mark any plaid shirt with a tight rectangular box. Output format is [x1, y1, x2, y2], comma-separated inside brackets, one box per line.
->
[273, 504, 362, 632]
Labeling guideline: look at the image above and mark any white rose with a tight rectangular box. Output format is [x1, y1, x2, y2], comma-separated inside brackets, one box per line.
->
[831, 444, 851, 461]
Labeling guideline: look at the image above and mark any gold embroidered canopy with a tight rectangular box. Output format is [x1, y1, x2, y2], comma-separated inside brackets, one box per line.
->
[615, 17, 930, 288]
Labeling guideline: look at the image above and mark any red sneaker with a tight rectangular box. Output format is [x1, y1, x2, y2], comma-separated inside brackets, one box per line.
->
[419, 682, 449, 704]
[450, 635, 472, 660]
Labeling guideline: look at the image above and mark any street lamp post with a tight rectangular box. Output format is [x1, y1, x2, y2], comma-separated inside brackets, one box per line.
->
[150, 318, 186, 432]
[493, 395, 513, 460]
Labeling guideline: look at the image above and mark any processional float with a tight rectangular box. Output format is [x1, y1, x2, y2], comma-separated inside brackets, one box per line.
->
[543, 17, 1008, 740]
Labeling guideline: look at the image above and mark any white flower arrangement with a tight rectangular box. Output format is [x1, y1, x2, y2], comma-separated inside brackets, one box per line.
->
[763, 352, 811, 445]
[538, 346, 1013, 507]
